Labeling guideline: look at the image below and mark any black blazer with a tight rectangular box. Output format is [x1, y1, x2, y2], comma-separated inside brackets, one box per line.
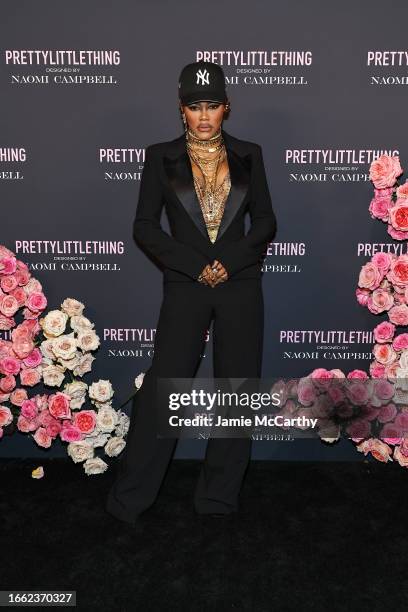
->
[133, 128, 277, 283]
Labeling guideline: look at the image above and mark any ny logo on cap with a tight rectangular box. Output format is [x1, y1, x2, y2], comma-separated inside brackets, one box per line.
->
[196, 68, 210, 86]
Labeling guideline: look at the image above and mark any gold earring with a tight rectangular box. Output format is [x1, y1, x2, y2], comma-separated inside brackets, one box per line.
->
[181, 112, 187, 132]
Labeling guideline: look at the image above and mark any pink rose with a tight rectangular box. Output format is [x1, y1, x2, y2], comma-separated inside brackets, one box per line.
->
[48, 392, 71, 420]
[388, 304, 408, 326]
[385, 360, 401, 379]
[17, 414, 37, 432]
[373, 321, 395, 343]
[10, 286, 26, 306]
[0, 315, 15, 330]
[33, 426, 52, 448]
[392, 333, 408, 351]
[346, 382, 370, 405]
[310, 368, 333, 389]
[0, 356, 21, 375]
[394, 445, 408, 467]
[0, 294, 19, 318]
[380, 422, 403, 441]
[9, 388, 28, 406]
[347, 370, 369, 380]
[19, 319, 40, 336]
[21, 399, 39, 420]
[399, 438, 408, 456]
[0, 405, 12, 427]
[0, 275, 18, 293]
[26, 292, 47, 312]
[377, 403, 398, 423]
[0, 374, 16, 393]
[387, 255, 408, 287]
[11, 335, 34, 359]
[396, 179, 408, 198]
[372, 252, 393, 272]
[59, 424, 84, 442]
[0, 256, 17, 275]
[389, 201, 408, 232]
[358, 262, 383, 290]
[373, 379, 395, 402]
[370, 361, 386, 378]
[387, 225, 408, 240]
[14, 267, 31, 286]
[394, 411, 408, 431]
[369, 195, 391, 221]
[369, 154, 403, 189]
[355, 287, 370, 306]
[346, 419, 371, 439]
[327, 385, 345, 405]
[367, 289, 394, 314]
[360, 404, 380, 421]
[73, 410, 97, 434]
[19, 367, 41, 387]
[369, 439, 393, 462]
[22, 348, 42, 368]
[373, 343, 397, 365]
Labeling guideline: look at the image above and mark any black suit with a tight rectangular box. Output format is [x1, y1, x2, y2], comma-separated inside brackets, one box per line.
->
[106, 128, 276, 524]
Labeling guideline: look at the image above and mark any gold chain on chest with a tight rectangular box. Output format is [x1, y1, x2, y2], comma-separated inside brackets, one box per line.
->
[186, 129, 231, 243]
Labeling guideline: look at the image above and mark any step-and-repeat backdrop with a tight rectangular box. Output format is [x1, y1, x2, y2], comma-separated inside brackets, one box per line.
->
[1, 0, 407, 459]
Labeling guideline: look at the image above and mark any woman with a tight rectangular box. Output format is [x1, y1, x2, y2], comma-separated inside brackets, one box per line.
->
[106, 60, 276, 525]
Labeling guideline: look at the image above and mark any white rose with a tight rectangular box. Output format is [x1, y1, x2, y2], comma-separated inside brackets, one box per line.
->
[70, 315, 94, 333]
[42, 364, 66, 387]
[58, 352, 82, 370]
[84, 432, 110, 448]
[96, 406, 118, 432]
[399, 350, 408, 370]
[89, 380, 114, 404]
[72, 353, 95, 377]
[105, 436, 126, 457]
[395, 368, 408, 391]
[83, 457, 108, 475]
[63, 380, 88, 410]
[134, 372, 145, 389]
[40, 338, 57, 360]
[40, 309, 68, 338]
[115, 411, 130, 437]
[67, 441, 94, 463]
[77, 330, 100, 352]
[61, 298, 85, 318]
[51, 334, 78, 361]
[23, 278, 43, 295]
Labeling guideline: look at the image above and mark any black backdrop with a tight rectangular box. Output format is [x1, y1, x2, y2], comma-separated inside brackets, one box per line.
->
[1, 0, 407, 460]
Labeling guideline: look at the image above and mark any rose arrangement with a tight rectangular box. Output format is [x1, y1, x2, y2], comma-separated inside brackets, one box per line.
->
[0, 244, 47, 436]
[368, 154, 408, 239]
[271, 368, 408, 467]
[357, 251, 408, 323]
[0, 244, 135, 475]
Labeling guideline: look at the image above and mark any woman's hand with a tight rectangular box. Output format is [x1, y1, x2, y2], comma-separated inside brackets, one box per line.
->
[197, 260, 229, 288]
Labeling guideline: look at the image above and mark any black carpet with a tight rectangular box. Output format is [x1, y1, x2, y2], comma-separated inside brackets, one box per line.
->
[1, 457, 407, 611]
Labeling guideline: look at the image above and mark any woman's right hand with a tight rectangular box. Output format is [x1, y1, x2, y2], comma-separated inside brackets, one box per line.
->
[197, 261, 228, 288]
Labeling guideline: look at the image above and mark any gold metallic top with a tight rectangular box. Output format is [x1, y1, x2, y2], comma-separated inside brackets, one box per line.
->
[186, 128, 231, 243]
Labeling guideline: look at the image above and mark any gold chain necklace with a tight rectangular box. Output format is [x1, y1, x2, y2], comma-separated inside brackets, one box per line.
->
[185, 128, 231, 242]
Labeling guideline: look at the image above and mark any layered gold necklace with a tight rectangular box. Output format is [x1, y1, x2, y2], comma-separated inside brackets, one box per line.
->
[186, 128, 231, 243]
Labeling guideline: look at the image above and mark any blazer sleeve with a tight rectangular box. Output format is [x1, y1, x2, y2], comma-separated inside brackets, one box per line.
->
[133, 145, 211, 280]
[217, 144, 276, 278]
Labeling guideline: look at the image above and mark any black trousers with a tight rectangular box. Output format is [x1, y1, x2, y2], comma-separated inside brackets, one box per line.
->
[106, 278, 264, 524]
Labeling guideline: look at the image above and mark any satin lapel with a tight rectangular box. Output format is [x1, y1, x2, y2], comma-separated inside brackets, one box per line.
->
[163, 150, 209, 239]
[163, 132, 251, 244]
[216, 147, 250, 241]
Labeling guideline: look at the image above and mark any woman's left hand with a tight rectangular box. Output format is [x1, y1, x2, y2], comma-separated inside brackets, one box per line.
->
[210, 260, 228, 286]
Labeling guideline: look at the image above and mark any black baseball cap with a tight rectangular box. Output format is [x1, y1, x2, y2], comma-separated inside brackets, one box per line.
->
[178, 60, 228, 105]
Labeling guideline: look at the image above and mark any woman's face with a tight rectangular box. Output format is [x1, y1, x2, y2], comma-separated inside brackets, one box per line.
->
[181, 101, 226, 139]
